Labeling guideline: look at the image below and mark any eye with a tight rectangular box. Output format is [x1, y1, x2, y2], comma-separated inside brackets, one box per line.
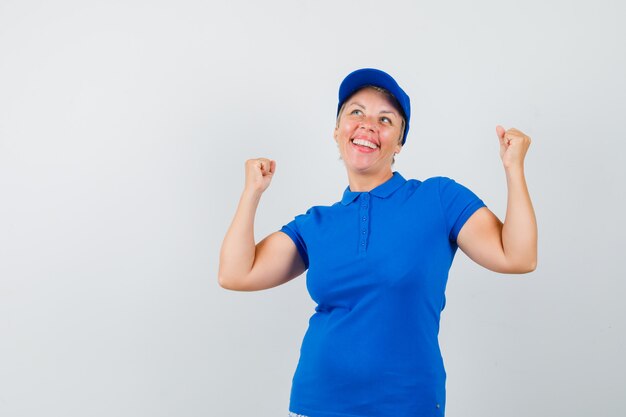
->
[380, 116, 392, 124]
[350, 109, 363, 116]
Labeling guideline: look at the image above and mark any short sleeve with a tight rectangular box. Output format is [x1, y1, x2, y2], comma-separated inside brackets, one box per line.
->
[280, 216, 310, 269]
[437, 177, 486, 242]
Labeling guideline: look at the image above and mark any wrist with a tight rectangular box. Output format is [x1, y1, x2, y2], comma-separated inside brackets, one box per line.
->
[503, 165, 527, 187]
[503, 162, 525, 175]
[241, 187, 264, 204]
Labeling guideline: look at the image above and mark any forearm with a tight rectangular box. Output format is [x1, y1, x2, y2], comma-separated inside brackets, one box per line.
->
[501, 165, 537, 272]
[218, 189, 263, 286]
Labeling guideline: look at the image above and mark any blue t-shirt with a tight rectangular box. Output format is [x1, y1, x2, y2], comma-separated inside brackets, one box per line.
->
[280, 172, 485, 417]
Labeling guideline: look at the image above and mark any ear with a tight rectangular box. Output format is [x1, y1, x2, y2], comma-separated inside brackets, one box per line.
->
[395, 143, 402, 154]
[333, 126, 338, 142]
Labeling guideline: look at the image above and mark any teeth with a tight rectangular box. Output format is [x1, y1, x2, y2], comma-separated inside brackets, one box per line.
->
[352, 139, 378, 149]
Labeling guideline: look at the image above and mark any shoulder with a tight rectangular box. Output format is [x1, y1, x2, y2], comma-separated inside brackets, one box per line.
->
[289, 201, 343, 223]
[399, 175, 455, 189]
[305, 200, 343, 214]
[395, 175, 445, 196]
[423, 175, 458, 186]
[400, 175, 482, 208]
[423, 175, 477, 195]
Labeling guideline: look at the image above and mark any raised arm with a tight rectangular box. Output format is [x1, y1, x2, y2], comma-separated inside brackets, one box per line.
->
[457, 126, 537, 274]
[218, 158, 306, 291]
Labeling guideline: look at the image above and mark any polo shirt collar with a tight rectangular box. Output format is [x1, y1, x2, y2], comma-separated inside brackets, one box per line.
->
[340, 171, 406, 205]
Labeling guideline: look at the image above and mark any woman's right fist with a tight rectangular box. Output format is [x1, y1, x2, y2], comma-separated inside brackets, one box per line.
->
[244, 158, 276, 193]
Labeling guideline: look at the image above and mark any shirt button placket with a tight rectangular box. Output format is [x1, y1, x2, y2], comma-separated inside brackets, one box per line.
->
[359, 193, 370, 255]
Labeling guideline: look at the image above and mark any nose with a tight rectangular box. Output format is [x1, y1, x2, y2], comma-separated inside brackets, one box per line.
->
[359, 116, 377, 132]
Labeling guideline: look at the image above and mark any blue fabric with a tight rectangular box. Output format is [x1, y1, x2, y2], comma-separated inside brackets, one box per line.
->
[280, 172, 486, 417]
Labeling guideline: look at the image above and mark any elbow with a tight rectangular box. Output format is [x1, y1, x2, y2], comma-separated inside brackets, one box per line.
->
[217, 260, 239, 290]
[509, 258, 537, 274]
[502, 248, 537, 274]
[218, 260, 254, 291]
[218, 274, 240, 291]
[218, 274, 230, 289]
[518, 262, 537, 274]
[218, 271, 251, 291]
[217, 267, 237, 290]
[523, 252, 538, 273]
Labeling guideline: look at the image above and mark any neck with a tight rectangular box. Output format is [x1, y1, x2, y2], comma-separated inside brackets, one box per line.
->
[346, 169, 394, 192]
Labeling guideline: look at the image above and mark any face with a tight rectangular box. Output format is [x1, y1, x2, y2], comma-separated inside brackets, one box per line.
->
[334, 87, 403, 175]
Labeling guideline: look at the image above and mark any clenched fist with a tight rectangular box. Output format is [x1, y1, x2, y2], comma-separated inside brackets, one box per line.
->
[496, 125, 531, 170]
[244, 158, 276, 194]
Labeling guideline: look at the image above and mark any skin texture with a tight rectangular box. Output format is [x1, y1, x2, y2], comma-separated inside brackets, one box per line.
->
[333, 87, 403, 191]
[218, 158, 305, 291]
[457, 126, 537, 273]
[218, 92, 537, 291]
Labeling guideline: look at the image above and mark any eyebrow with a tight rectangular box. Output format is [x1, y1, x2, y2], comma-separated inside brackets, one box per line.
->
[347, 101, 398, 116]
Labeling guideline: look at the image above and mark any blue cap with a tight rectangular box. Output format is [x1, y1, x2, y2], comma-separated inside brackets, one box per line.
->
[337, 68, 411, 145]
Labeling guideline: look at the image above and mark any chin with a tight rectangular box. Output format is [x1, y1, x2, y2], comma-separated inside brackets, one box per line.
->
[345, 161, 377, 174]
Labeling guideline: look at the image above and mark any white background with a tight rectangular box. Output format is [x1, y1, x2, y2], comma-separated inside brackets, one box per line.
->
[1, 1, 625, 416]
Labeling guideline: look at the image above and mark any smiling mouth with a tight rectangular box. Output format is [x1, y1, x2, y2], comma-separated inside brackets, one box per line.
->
[351, 138, 379, 149]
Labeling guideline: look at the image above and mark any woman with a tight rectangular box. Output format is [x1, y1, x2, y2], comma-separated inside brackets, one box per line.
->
[218, 68, 537, 417]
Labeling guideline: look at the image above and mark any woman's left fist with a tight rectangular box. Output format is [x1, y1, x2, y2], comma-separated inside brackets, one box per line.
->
[496, 125, 531, 169]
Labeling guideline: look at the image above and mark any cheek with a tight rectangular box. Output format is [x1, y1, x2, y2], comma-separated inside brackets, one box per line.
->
[338, 119, 357, 135]
[381, 128, 400, 144]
